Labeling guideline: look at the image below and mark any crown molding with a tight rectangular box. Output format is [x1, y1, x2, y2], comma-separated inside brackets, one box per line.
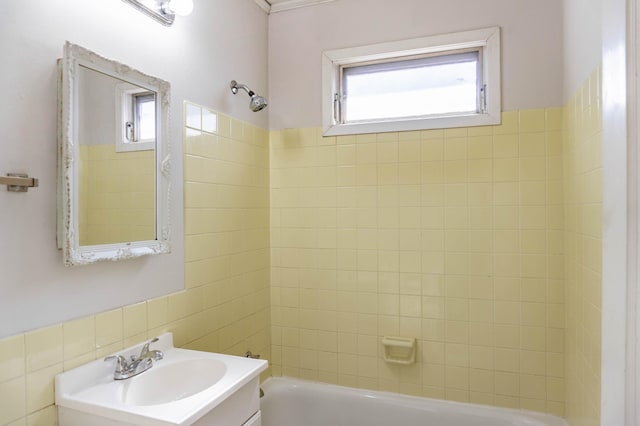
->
[254, 0, 336, 14]
[253, 0, 271, 13]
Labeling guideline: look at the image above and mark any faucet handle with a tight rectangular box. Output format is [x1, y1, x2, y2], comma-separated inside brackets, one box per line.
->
[104, 355, 127, 373]
[139, 337, 160, 357]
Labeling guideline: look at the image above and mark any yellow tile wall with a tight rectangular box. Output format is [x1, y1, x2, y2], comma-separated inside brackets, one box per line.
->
[563, 68, 602, 425]
[270, 109, 566, 416]
[79, 145, 155, 245]
[0, 94, 603, 424]
[182, 102, 271, 364]
[0, 104, 271, 426]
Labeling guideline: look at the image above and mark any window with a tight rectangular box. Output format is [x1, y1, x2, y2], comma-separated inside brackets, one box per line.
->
[116, 84, 156, 152]
[322, 27, 501, 136]
[131, 91, 156, 143]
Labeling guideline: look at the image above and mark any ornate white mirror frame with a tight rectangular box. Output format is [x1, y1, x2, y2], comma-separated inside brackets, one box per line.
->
[58, 42, 171, 266]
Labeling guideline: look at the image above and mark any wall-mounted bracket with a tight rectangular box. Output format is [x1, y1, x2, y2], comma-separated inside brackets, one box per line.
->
[1, 173, 39, 192]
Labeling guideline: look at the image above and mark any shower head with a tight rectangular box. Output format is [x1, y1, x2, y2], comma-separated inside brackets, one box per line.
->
[249, 94, 268, 112]
[230, 80, 268, 112]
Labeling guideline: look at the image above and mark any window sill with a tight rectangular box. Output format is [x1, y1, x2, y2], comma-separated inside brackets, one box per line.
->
[323, 111, 501, 136]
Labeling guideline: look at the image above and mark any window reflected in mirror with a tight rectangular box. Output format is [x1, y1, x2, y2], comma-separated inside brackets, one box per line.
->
[77, 65, 156, 246]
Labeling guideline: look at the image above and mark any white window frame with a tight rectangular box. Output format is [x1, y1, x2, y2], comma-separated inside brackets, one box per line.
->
[322, 27, 501, 136]
[115, 83, 156, 152]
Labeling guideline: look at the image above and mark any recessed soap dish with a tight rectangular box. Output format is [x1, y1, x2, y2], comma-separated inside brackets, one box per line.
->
[382, 336, 416, 365]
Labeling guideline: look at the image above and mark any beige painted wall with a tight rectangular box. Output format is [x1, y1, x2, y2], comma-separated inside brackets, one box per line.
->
[562, 0, 602, 102]
[0, 0, 268, 338]
[268, 0, 563, 129]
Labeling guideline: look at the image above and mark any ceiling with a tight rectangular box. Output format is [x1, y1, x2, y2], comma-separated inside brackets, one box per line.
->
[255, 0, 337, 14]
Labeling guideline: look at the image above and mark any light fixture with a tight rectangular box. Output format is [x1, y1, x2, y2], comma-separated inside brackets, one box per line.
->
[122, 0, 194, 26]
[163, 0, 194, 16]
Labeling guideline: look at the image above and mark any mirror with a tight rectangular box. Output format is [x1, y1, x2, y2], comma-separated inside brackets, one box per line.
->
[58, 42, 171, 266]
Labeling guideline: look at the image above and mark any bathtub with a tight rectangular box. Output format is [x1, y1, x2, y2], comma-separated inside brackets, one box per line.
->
[260, 377, 567, 426]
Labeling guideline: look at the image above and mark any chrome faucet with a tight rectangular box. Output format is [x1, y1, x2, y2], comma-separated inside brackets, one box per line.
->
[104, 337, 163, 380]
[138, 337, 164, 362]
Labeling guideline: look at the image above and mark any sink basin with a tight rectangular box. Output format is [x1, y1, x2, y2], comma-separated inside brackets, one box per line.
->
[55, 333, 268, 425]
[122, 358, 227, 406]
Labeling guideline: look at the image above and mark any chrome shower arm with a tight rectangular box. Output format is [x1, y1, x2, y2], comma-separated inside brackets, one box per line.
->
[230, 80, 267, 112]
[230, 80, 254, 96]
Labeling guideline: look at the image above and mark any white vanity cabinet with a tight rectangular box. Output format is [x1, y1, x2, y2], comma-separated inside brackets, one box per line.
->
[56, 333, 268, 426]
[191, 376, 262, 426]
[60, 378, 262, 426]
[243, 411, 261, 426]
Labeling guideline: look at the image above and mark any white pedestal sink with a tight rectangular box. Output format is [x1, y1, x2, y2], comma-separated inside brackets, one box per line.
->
[55, 333, 268, 426]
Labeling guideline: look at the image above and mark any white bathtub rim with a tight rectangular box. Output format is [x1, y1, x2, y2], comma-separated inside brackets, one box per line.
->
[261, 376, 567, 426]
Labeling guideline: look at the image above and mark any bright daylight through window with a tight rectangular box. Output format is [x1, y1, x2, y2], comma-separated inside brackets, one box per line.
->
[343, 50, 480, 122]
[133, 92, 156, 143]
[322, 27, 501, 136]
[116, 84, 157, 153]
